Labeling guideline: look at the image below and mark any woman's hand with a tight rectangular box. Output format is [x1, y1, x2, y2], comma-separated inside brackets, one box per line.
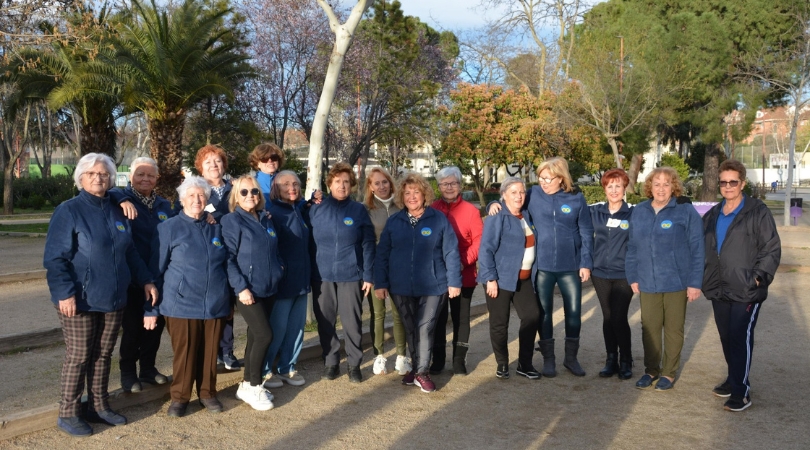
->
[375, 288, 388, 300]
[579, 268, 591, 282]
[362, 281, 373, 296]
[312, 190, 323, 204]
[238, 289, 255, 306]
[630, 283, 640, 294]
[121, 201, 138, 220]
[448, 287, 461, 298]
[205, 212, 217, 225]
[144, 316, 157, 330]
[488, 203, 502, 216]
[144, 283, 159, 306]
[486, 280, 498, 298]
[58, 296, 77, 318]
[686, 287, 701, 302]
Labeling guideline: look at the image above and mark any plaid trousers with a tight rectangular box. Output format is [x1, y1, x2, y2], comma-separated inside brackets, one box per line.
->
[57, 306, 124, 417]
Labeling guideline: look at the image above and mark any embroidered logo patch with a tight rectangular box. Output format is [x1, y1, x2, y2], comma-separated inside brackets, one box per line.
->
[267, 228, 277, 237]
[157, 212, 168, 221]
[115, 221, 126, 232]
[661, 220, 673, 229]
[620, 220, 630, 230]
[343, 218, 354, 226]
[212, 237, 223, 247]
[421, 227, 432, 236]
[560, 204, 572, 214]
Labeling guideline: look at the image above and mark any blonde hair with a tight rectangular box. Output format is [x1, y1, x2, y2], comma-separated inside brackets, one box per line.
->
[536, 157, 574, 193]
[394, 172, 434, 209]
[643, 167, 684, 199]
[364, 167, 396, 209]
[228, 175, 265, 212]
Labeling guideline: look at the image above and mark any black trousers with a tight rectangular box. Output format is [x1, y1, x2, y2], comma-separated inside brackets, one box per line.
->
[713, 300, 762, 398]
[485, 279, 540, 367]
[392, 294, 446, 374]
[433, 286, 475, 357]
[238, 296, 275, 386]
[591, 276, 633, 358]
[312, 281, 364, 367]
[119, 285, 165, 376]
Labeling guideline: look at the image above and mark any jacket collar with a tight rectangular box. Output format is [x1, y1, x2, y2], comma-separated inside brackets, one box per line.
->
[595, 200, 631, 215]
[78, 189, 110, 207]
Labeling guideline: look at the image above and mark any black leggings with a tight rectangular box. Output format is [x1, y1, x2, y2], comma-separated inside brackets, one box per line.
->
[238, 296, 274, 386]
[434, 286, 475, 349]
[535, 270, 581, 340]
[591, 276, 633, 357]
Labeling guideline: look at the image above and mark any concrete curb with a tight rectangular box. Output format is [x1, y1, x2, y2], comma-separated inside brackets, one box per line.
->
[0, 302, 489, 441]
[0, 270, 47, 286]
[0, 232, 47, 238]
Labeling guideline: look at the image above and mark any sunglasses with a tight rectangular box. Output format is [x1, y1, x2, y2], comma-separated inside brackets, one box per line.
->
[719, 180, 741, 188]
[260, 154, 281, 163]
[240, 188, 261, 197]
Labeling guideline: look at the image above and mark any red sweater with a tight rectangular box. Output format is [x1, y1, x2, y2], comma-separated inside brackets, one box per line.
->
[431, 197, 483, 287]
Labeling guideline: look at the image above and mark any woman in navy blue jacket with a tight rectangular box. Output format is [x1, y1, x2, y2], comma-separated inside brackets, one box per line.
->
[222, 175, 284, 411]
[110, 157, 175, 394]
[478, 178, 541, 380]
[147, 176, 231, 417]
[374, 172, 462, 393]
[589, 169, 634, 380]
[626, 167, 704, 391]
[309, 162, 376, 383]
[44, 153, 156, 437]
[263, 171, 312, 389]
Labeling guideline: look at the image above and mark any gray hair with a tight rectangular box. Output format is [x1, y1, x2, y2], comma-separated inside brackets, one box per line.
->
[500, 177, 525, 196]
[130, 157, 159, 176]
[176, 176, 211, 202]
[435, 166, 462, 184]
[74, 153, 116, 191]
[270, 170, 302, 201]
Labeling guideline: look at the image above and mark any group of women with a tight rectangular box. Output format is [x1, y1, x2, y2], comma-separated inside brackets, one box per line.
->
[45, 148, 781, 436]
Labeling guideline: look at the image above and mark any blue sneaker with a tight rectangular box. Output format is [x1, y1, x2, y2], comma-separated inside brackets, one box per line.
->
[635, 374, 659, 390]
[86, 408, 127, 426]
[223, 352, 241, 370]
[57, 416, 93, 437]
[654, 377, 674, 391]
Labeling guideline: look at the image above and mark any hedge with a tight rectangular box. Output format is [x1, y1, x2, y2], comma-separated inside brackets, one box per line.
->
[0, 175, 78, 209]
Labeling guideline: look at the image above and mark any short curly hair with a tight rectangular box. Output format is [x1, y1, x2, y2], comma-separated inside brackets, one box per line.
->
[394, 172, 434, 210]
[194, 144, 228, 174]
[326, 162, 357, 189]
[643, 167, 683, 199]
[601, 168, 630, 189]
[719, 159, 746, 181]
[248, 143, 285, 171]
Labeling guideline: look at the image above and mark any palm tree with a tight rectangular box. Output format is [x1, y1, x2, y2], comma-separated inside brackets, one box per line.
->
[112, 0, 252, 197]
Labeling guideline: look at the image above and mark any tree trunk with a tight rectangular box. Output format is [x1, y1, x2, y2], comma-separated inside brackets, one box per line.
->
[700, 143, 722, 202]
[80, 119, 117, 158]
[305, 0, 371, 199]
[148, 114, 186, 201]
[607, 135, 622, 169]
[627, 153, 643, 193]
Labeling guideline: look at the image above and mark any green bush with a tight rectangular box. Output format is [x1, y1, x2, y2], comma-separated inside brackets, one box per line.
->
[3, 175, 77, 209]
[579, 184, 645, 205]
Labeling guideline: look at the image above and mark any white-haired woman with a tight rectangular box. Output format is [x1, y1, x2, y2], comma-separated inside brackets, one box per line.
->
[147, 176, 231, 417]
[44, 153, 157, 437]
[111, 157, 174, 393]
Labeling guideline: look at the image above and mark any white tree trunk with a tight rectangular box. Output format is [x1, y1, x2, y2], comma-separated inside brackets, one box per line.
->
[305, 0, 371, 198]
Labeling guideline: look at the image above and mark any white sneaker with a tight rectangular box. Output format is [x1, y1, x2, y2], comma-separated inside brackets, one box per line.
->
[241, 383, 274, 411]
[373, 355, 388, 375]
[238, 381, 274, 402]
[395, 355, 412, 376]
[277, 371, 306, 386]
[263, 373, 283, 389]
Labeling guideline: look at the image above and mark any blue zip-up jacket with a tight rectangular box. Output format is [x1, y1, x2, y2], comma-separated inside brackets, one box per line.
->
[221, 207, 285, 298]
[44, 190, 153, 312]
[590, 201, 633, 279]
[309, 195, 375, 283]
[256, 171, 275, 205]
[147, 211, 230, 319]
[109, 187, 176, 269]
[207, 181, 232, 223]
[525, 186, 594, 272]
[477, 202, 536, 292]
[268, 199, 313, 298]
[374, 207, 462, 296]
[625, 198, 705, 293]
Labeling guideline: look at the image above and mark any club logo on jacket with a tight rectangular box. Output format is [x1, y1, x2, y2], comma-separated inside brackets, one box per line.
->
[661, 220, 673, 229]
[115, 221, 126, 232]
[158, 212, 168, 221]
[620, 220, 630, 230]
[421, 227, 432, 236]
[561, 204, 572, 214]
[267, 228, 277, 237]
[343, 217, 354, 226]
[212, 237, 223, 247]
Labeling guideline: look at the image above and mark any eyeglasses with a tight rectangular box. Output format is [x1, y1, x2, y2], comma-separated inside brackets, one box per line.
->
[84, 171, 110, 180]
[438, 181, 459, 189]
[719, 180, 741, 188]
[538, 176, 559, 184]
[260, 154, 281, 163]
[240, 188, 261, 197]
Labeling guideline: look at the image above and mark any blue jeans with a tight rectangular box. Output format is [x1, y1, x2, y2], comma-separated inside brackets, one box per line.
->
[263, 293, 308, 376]
[535, 270, 582, 340]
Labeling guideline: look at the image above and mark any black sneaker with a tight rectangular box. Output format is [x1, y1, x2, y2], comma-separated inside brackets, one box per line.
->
[140, 369, 169, 385]
[724, 396, 752, 412]
[199, 396, 223, 413]
[167, 401, 188, 418]
[322, 365, 340, 380]
[223, 352, 241, 370]
[516, 364, 541, 380]
[348, 365, 363, 383]
[496, 364, 510, 379]
[713, 380, 731, 398]
[85, 408, 127, 426]
[121, 373, 142, 393]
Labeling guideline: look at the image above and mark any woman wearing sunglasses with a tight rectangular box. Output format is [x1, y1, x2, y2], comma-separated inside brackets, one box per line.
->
[702, 160, 780, 411]
[249, 143, 285, 203]
[221, 176, 284, 411]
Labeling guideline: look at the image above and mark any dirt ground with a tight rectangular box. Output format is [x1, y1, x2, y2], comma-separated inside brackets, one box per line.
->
[1, 230, 810, 449]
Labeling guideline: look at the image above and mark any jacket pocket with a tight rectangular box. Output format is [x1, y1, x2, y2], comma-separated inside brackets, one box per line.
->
[177, 277, 185, 298]
[81, 268, 90, 301]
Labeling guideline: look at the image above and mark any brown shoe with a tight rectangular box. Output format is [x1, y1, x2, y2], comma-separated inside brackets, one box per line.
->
[199, 397, 223, 413]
